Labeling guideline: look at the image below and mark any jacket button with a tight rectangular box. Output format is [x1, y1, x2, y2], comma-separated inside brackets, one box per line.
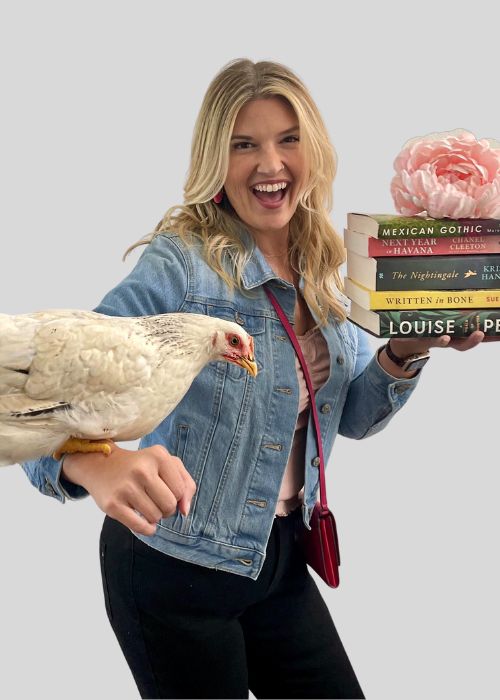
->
[311, 456, 321, 467]
[320, 403, 331, 414]
[394, 384, 410, 394]
[235, 313, 245, 325]
[336, 355, 344, 365]
[45, 479, 57, 496]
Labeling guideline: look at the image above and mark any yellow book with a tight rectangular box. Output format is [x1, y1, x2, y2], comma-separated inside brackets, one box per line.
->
[344, 277, 500, 310]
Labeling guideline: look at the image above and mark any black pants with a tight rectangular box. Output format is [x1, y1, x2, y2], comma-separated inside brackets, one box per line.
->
[99, 509, 365, 699]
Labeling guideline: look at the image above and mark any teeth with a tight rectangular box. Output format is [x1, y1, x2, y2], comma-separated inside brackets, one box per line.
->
[253, 182, 288, 192]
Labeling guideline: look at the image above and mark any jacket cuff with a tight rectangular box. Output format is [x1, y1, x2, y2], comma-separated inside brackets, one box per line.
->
[41, 456, 89, 502]
[370, 347, 422, 405]
[350, 350, 421, 439]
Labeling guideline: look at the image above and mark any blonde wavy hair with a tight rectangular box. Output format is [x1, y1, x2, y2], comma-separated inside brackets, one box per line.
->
[123, 58, 347, 324]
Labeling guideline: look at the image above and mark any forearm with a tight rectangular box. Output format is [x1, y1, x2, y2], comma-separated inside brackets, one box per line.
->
[61, 439, 118, 490]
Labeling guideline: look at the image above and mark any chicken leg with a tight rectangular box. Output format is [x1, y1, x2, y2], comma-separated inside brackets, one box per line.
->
[53, 438, 112, 461]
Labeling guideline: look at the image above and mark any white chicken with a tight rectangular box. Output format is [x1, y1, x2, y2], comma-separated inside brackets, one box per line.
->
[0, 309, 257, 467]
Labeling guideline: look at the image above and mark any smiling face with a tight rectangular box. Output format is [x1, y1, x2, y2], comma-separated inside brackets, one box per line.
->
[224, 97, 308, 249]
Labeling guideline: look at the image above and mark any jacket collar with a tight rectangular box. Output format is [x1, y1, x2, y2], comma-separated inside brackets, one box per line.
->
[237, 223, 350, 314]
[236, 223, 303, 292]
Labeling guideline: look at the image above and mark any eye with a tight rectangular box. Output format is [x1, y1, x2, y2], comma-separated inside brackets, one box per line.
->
[230, 335, 240, 347]
[233, 136, 299, 150]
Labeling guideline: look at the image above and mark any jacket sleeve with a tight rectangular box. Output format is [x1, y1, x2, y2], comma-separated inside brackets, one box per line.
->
[338, 324, 422, 440]
[21, 234, 188, 503]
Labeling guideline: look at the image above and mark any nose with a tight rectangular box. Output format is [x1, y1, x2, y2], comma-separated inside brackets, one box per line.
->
[256, 143, 285, 177]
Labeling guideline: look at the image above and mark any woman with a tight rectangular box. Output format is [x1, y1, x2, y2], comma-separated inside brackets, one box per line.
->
[22, 58, 484, 699]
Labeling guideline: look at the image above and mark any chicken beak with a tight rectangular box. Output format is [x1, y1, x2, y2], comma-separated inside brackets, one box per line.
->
[236, 356, 258, 377]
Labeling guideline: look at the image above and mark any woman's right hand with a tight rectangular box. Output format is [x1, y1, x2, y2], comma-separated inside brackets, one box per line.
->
[61, 443, 197, 536]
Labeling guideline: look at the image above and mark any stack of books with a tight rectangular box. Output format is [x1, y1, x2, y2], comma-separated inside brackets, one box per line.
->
[344, 214, 500, 338]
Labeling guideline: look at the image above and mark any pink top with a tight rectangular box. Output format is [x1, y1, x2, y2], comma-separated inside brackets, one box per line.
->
[274, 326, 330, 516]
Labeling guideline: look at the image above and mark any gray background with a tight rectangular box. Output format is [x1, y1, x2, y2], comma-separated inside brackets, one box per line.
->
[0, 1, 498, 698]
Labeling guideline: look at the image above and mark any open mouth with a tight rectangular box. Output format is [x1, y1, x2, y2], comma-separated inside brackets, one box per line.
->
[251, 183, 289, 206]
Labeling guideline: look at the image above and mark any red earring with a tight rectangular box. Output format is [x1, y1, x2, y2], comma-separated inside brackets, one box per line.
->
[213, 189, 224, 204]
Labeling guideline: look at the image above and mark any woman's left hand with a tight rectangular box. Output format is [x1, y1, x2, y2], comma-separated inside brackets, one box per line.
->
[389, 329, 486, 356]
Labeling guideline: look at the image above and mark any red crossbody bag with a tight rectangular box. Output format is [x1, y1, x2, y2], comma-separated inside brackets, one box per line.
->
[264, 286, 341, 588]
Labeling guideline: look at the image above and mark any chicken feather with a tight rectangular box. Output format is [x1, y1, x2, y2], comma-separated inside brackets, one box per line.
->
[0, 310, 257, 467]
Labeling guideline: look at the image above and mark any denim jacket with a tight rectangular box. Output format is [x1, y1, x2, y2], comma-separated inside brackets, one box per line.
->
[22, 227, 421, 580]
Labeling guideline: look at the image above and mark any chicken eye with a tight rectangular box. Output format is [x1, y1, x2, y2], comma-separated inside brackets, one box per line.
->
[230, 335, 240, 347]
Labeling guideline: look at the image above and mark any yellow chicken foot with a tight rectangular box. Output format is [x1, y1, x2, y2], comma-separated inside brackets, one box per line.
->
[53, 438, 112, 461]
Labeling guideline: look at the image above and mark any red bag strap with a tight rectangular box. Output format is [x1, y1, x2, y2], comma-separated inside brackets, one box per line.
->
[264, 286, 328, 511]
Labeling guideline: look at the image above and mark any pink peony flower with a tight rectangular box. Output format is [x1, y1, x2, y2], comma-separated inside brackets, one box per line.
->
[391, 129, 500, 219]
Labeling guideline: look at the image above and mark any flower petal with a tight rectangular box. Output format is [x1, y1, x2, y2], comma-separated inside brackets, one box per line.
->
[391, 129, 500, 218]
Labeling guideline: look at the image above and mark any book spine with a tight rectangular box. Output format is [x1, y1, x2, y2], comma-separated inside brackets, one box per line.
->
[364, 235, 500, 257]
[375, 309, 500, 338]
[375, 218, 500, 239]
[373, 255, 500, 291]
[364, 289, 500, 310]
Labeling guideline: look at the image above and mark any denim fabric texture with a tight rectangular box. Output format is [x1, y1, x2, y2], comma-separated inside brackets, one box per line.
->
[22, 225, 420, 580]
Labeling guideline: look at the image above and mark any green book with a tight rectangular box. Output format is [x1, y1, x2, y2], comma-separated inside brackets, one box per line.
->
[347, 213, 500, 239]
[347, 251, 500, 291]
[349, 302, 500, 338]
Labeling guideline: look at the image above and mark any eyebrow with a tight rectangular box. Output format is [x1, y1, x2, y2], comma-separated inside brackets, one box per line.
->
[230, 125, 300, 141]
